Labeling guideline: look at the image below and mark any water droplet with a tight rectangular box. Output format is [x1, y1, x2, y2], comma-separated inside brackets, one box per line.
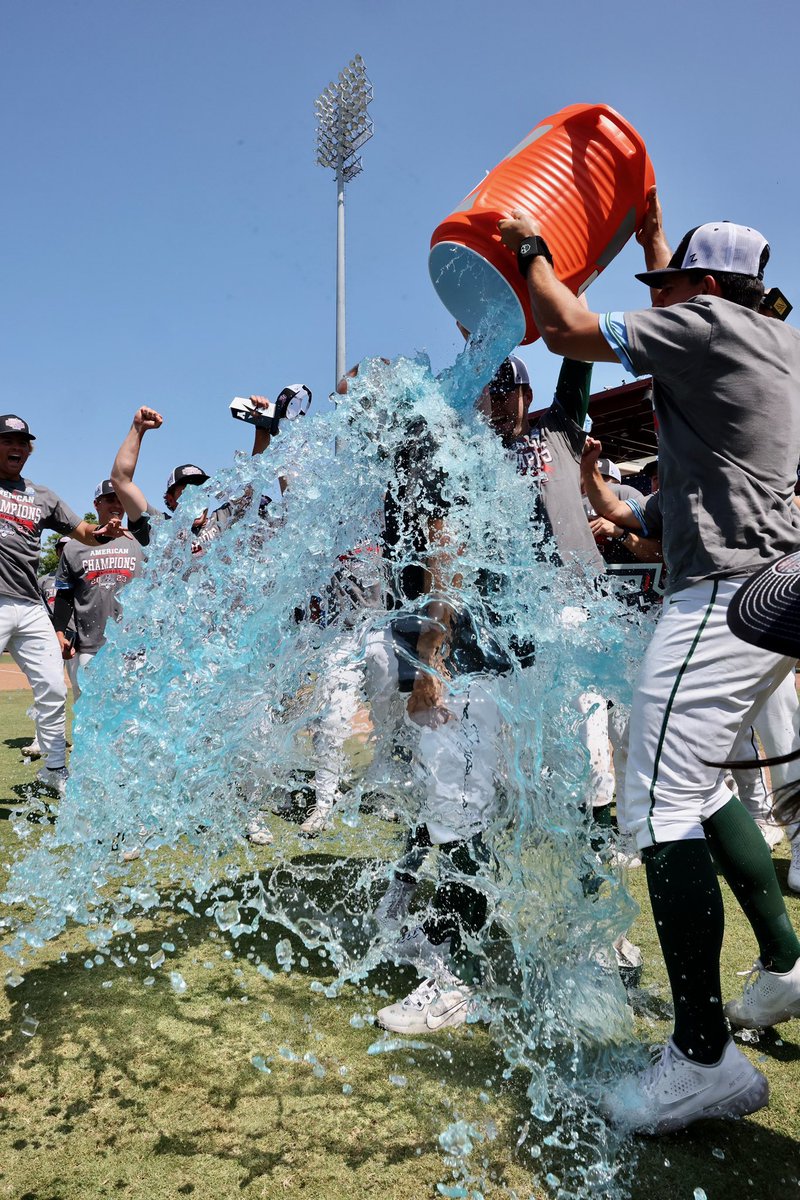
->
[169, 971, 187, 994]
[251, 1055, 272, 1074]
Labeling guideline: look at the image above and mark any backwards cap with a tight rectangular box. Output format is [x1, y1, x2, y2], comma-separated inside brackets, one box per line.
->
[636, 222, 769, 288]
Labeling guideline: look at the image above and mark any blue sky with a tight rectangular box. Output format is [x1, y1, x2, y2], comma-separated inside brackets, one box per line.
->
[2, 0, 799, 514]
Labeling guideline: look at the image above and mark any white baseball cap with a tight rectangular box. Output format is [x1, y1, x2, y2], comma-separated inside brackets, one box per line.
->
[636, 222, 769, 287]
[596, 458, 622, 483]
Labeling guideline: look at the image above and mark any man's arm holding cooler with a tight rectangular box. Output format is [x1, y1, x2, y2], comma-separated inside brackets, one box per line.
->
[497, 212, 619, 363]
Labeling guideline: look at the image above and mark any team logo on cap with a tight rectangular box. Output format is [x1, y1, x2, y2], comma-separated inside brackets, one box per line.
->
[5, 418, 26, 431]
[183, 467, 203, 476]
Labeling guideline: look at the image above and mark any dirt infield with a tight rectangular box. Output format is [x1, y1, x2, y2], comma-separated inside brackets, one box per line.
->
[0, 656, 28, 692]
[0, 655, 73, 693]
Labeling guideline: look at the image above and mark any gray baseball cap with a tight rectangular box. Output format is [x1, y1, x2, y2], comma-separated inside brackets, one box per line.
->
[636, 222, 769, 288]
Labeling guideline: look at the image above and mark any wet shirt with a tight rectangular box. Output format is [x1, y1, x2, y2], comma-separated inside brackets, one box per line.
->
[0, 478, 79, 603]
[601, 296, 800, 593]
[128, 501, 238, 557]
[55, 536, 144, 653]
[509, 359, 603, 575]
[38, 570, 58, 616]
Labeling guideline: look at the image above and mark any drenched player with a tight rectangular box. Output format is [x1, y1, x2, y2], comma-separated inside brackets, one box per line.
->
[499, 194, 800, 1132]
[53, 480, 144, 700]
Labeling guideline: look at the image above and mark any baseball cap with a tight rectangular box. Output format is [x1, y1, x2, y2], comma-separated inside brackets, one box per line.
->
[94, 479, 117, 501]
[0, 414, 35, 440]
[636, 222, 770, 288]
[489, 355, 531, 396]
[276, 384, 313, 419]
[597, 458, 622, 483]
[165, 464, 210, 493]
[727, 551, 800, 659]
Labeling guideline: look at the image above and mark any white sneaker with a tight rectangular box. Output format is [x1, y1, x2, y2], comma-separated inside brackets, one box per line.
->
[788, 839, 800, 894]
[245, 815, 274, 846]
[22, 739, 41, 759]
[374, 876, 417, 931]
[299, 805, 333, 836]
[725, 958, 800, 1028]
[601, 1037, 769, 1134]
[36, 766, 68, 796]
[377, 975, 474, 1035]
[757, 820, 785, 851]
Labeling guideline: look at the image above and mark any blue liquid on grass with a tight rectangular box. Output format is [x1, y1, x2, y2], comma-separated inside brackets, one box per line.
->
[3, 311, 652, 1198]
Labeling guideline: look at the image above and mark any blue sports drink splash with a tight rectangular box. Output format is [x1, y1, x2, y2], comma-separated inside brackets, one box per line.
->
[3, 314, 651, 1198]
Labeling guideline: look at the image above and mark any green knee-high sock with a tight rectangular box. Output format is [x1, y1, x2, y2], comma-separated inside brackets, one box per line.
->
[704, 796, 800, 973]
[643, 839, 729, 1064]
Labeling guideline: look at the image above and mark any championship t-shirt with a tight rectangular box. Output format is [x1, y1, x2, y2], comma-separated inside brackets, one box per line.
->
[603, 296, 800, 593]
[55, 536, 144, 653]
[510, 402, 604, 574]
[129, 500, 241, 557]
[0, 478, 79, 603]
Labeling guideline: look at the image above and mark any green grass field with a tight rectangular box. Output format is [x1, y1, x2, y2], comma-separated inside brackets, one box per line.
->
[1, 681, 798, 1200]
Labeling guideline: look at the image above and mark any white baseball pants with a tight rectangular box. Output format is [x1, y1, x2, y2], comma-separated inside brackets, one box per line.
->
[624, 578, 799, 848]
[65, 651, 95, 702]
[0, 597, 67, 768]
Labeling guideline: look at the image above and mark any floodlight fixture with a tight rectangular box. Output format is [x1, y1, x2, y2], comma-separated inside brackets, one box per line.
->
[315, 55, 374, 385]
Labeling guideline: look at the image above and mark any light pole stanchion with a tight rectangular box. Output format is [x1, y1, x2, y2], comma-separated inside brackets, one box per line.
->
[335, 164, 346, 387]
[315, 55, 373, 392]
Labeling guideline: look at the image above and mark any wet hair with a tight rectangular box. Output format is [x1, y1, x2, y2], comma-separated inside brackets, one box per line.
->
[684, 269, 765, 311]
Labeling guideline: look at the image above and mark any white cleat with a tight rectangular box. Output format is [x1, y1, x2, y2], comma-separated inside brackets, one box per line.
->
[299, 805, 334, 836]
[377, 975, 474, 1035]
[36, 766, 68, 796]
[725, 958, 800, 1028]
[788, 838, 800, 894]
[245, 815, 274, 846]
[601, 1037, 769, 1134]
[757, 820, 785, 852]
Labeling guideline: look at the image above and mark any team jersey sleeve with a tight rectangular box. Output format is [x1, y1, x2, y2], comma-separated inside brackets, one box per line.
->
[44, 493, 81, 535]
[553, 358, 593, 426]
[617, 299, 714, 384]
[599, 313, 636, 375]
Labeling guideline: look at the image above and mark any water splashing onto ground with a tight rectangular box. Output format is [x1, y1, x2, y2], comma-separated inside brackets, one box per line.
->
[3, 316, 652, 1197]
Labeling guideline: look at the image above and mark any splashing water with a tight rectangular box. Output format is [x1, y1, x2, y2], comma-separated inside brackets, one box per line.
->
[2, 310, 653, 1197]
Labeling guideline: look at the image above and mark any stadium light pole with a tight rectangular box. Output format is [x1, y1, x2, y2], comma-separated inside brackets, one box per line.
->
[315, 55, 374, 388]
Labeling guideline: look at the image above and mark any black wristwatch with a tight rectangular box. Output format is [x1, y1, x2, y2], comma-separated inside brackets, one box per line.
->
[517, 235, 554, 277]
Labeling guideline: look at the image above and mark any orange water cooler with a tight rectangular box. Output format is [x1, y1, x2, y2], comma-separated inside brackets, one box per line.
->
[429, 103, 655, 345]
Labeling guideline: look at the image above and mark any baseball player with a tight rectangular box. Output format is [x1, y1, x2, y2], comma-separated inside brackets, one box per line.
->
[0, 414, 127, 793]
[582, 437, 793, 852]
[499, 197, 800, 1132]
[22, 536, 71, 759]
[52, 480, 144, 700]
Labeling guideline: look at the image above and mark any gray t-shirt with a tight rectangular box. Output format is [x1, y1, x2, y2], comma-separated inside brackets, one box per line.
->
[511, 403, 604, 573]
[0, 478, 79, 603]
[622, 297, 800, 593]
[55, 536, 144, 653]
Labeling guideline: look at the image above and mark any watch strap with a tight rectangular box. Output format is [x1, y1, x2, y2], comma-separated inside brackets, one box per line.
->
[517, 235, 554, 276]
